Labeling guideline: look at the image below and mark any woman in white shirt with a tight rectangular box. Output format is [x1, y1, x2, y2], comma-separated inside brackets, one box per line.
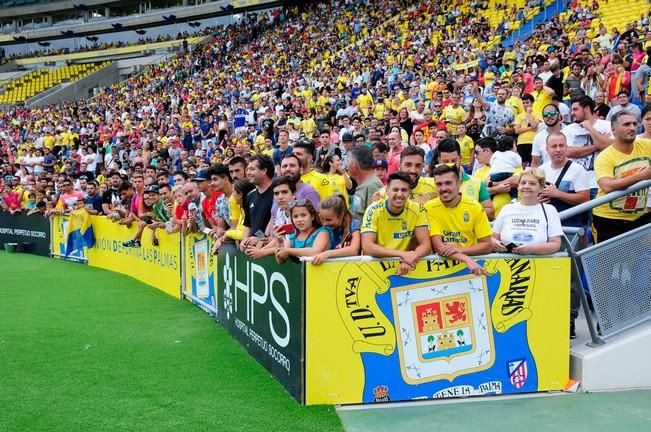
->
[492, 168, 563, 255]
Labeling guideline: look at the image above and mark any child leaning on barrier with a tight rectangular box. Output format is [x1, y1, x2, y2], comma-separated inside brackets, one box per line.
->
[275, 198, 333, 265]
[311, 194, 361, 265]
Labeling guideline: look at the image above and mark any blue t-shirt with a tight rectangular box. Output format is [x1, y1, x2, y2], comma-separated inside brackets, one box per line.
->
[331, 219, 361, 247]
[288, 226, 333, 249]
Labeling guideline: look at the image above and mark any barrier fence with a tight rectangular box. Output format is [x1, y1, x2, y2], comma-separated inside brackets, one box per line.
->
[4, 213, 577, 405]
[0, 212, 50, 256]
[559, 179, 651, 345]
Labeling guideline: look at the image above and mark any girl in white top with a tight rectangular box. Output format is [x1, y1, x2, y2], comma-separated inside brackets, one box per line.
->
[492, 168, 563, 255]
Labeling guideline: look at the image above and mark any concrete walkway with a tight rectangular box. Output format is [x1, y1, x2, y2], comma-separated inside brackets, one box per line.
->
[337, 390, 651, 432]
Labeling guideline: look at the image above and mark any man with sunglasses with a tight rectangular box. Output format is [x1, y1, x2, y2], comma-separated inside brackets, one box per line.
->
[532, 104, 567, 168]
[51, 177, 85, 215]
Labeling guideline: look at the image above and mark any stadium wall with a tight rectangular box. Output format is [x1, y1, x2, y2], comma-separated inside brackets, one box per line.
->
[8, 214, 571, 405]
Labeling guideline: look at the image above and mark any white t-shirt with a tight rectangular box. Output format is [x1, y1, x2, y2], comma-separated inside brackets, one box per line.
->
[83, 153, 97, 173]
[558, 102, 571, 124]
[32, 156, 44, 175]
[490, 150, 522, 174]
[493, 202, 563, 245]
[564, 120, 613, 189]
[532, 126, 567, 165]
[540, 160, 589, 193]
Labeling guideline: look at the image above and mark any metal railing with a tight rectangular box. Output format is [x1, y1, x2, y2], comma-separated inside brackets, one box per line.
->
[559, 179, 651, 346]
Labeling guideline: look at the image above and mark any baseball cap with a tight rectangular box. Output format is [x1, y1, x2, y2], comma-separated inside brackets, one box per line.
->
[192, 169, 209, 182]
[146, 185, 160, 194]
[342, 133, 354, 142]
[373, 159, 388, 169]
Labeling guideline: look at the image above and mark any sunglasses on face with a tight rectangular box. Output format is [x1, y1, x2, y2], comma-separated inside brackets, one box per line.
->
[542, 111, 558, 118]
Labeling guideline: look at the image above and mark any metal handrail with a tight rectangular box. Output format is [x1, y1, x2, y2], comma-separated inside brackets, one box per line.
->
[558, 179, 651, 221]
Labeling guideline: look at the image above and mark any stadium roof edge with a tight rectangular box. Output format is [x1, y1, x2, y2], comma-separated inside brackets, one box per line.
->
[0, 0, 279, 45]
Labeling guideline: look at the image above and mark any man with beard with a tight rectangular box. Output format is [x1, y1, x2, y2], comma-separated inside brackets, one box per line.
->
[472, 83, 515, 139]
[432, 139, 495, 220]
[564, 95, 613, 198]
[593, 111, 651, 242]
[531, 104, 567, 167]
[102, 170, 123, 217]
[279, 154, 320, 209]
[292, 139, 332, 200]
[373, 146, 436, 204]
[426, 164, 491, 276]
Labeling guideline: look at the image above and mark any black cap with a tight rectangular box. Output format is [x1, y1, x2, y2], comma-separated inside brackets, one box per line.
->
[145, 185, 160, 194]
[342, 133, 354, 142]
[192, 169, 209, 182]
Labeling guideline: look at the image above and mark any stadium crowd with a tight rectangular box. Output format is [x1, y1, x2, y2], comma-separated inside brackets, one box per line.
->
[1, 0, 650, 288]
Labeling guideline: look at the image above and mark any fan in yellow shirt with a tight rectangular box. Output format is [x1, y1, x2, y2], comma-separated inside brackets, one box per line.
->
[593, 131, 651, 242]
[531, 77, 555, 118]
[426, 164, 492, 275]
[356, 90, 374, 116]
[293, 141, 333, 200]
[441, 94, 466, 136]
[362, 172, 431, 275]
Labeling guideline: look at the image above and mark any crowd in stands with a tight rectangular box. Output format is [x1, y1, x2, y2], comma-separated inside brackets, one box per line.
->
[1, 0, 650, 295]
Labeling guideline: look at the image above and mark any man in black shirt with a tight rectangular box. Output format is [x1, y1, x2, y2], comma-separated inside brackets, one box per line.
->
[102, 171, 122, 217]
[84, 181, 103, 215]
[239, 154, 275, 254]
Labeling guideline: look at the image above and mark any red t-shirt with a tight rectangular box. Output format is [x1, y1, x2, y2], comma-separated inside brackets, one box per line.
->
[201, 190, 223, 222]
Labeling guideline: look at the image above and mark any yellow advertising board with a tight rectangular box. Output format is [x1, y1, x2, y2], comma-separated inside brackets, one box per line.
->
[305, 256, 570, 405]
[87, 216, 181, 298]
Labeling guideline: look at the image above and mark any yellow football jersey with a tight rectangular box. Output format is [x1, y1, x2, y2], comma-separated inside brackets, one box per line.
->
[301, 170, 333, 200]
[361, 199, 429, 251]
[376, 176, 437, 202]
[425, 196, 492, 247]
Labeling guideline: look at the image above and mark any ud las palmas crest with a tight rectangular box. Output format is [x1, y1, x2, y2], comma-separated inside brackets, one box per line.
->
[391, 274, 494, 384]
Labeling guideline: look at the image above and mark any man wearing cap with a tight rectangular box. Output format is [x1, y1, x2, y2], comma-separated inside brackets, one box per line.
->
[373, 159, 388, 185]
[193, 168, 222, 230]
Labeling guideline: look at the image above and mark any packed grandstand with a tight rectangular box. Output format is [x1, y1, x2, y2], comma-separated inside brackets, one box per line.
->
[1, 0, 650, 337]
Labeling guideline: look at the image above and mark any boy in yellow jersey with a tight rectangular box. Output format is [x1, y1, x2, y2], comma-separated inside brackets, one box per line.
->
[592, 111, 651, 242]
[362, 171, 431, 275]
[426, 165, 492, 275]
[456, 124, 475, 172]
[373, 146, 436, 204]
[292, 140, 333, 200]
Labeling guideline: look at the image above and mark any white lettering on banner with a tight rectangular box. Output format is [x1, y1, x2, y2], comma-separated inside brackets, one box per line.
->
[234, 259, 251, 321]
[234, 318, 291, 374]
[250, 262, 268, 325]
[269, 273, 290, 348]
[433, 381, 503, 399]
[226, 252, 293, 373]
[230, 253, 291, 348]
[0, 227, 46, 238]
